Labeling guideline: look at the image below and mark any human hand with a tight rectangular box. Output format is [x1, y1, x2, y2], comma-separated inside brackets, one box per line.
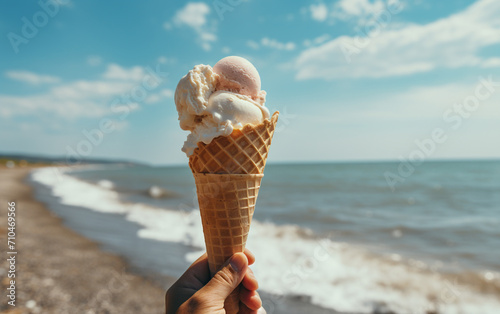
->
[165, 248, 265, 314]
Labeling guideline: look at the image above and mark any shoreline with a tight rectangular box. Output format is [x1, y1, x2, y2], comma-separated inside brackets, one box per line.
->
[0, 162, 498, 313]
[2, 167, 338, 314]
[0, 168, 168, 313]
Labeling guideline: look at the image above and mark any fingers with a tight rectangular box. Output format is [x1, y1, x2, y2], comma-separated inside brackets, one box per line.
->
[240, 268, 262, 310]
[179, 253, 211, 285]
[240, 287, 262, 310]
[239, 306, 260, 314]
[242, 268, 258, 291]
[240, 304, 267, 314]
[244, 248, 255, 265]
[171, 251, 261, 313]
[196, 252, 248, 300]
[240, 265, 262, 312]
[179, 250, 257, 293]
[165, 253, 211, 312]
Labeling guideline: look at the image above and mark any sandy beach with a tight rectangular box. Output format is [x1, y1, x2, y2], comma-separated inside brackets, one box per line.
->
[0, 168, 167, 314]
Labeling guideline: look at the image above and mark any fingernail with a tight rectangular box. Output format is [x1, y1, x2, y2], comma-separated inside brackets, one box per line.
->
[248, 269, 256, 279]
[252, 291, 261, 302]
[229, 253, 246, 272]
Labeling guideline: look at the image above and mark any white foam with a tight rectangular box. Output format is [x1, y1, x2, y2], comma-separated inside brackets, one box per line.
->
[32, 167, 127, 214]
[148, 185, 169, 198]
[31, 167, 500, 314]
[98, 179, 115, 189]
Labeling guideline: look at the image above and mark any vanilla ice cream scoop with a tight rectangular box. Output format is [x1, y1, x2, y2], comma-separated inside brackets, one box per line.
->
[207, 91, 269, 130]
[175, 56, 270, 156]
[175, 64, 218, 131]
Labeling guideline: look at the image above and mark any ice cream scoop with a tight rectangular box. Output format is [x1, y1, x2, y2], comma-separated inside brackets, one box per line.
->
[175, 64, 218, 131]
[213, 56, 260, 96]
[174, 56, 270, 156]
[214, 56, 266, 105]
[206, 91, 269, 130]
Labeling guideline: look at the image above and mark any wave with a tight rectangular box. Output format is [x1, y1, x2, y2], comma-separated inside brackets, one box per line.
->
[31, 167, 500, 314]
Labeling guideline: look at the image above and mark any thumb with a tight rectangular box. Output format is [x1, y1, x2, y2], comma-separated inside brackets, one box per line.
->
[197, 252, 248, 301]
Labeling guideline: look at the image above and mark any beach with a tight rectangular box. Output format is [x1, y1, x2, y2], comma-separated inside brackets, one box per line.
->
[0, 168, 167, 314]
[1, 162, 499, 314]
[0, 167, 337, 314]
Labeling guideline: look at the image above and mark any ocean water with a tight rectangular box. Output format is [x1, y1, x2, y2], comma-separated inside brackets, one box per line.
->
[31, 161, 500, 313]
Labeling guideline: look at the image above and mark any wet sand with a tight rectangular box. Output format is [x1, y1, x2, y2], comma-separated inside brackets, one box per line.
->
[0, 168, 167, 314]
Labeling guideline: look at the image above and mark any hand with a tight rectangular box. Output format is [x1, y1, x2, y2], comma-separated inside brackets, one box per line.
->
[165, 249, 265, 314]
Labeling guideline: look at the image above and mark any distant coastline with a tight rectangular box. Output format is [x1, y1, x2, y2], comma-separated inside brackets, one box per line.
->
[0, 152, 147, 168]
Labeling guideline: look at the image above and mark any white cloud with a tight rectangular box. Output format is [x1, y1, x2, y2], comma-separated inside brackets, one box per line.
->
[296, 0, 500, 80]
[261, 37, 296, 51]
[333, 0, 398, 24]
[145, 88, 173, 104]
[247, 38, 296, 51]
[50, 80, 134, 100]
[247, 40, 260, 50]
[303, 34, 330, 47]
[271, 78, 500, 162]
[87, 55, 102, 66]
[0, 64, 161, 119]
[0, 93, 109, 119]
[354, 80, 500, 121]
[103, 63, 146, 81]
[157, 56, 176, 64]
[6, 71, 60, 85]
[112, 120, 130, 131]
[54, 0, 73, 7]
[173, 2, 209, 28]
[481, 57, 500, 68]
[309, 0, 403, 25]
[165, 2, 216, 51]
[336, 0, 385, 18]
[310, 3, 328, 21]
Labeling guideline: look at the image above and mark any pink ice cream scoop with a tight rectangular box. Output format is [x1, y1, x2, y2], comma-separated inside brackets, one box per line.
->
[213, 56, 262, 99]
[175, 56, 269, 156]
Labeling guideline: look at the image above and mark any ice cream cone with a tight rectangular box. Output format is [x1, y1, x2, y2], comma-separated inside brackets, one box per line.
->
[189, 112, 279, 174]
[190, 112, 278, 313]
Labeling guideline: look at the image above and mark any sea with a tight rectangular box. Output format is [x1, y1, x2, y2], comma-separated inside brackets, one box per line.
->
[29, 160, 500, 314]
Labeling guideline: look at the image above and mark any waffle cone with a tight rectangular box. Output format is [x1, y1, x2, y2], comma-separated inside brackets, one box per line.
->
[189, 111, 279, 174]
[191, 112, 278, 313]
[194, 173, 263, 313]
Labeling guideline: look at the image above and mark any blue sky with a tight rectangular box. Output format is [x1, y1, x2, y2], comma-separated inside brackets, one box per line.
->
[1, 0, 499, 165]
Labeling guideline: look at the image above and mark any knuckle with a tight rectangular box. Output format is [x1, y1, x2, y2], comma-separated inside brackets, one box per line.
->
[178, 295, 202, 313]
[214, 269, 234, 286]
[165, 287, 173, 304]
[165, 284, 178, 303]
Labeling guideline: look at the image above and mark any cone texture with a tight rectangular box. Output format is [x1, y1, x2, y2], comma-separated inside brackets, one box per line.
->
[189, 111, 279, 174]
[191, 112, 278, 313]
[194, 173, 263, 275]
